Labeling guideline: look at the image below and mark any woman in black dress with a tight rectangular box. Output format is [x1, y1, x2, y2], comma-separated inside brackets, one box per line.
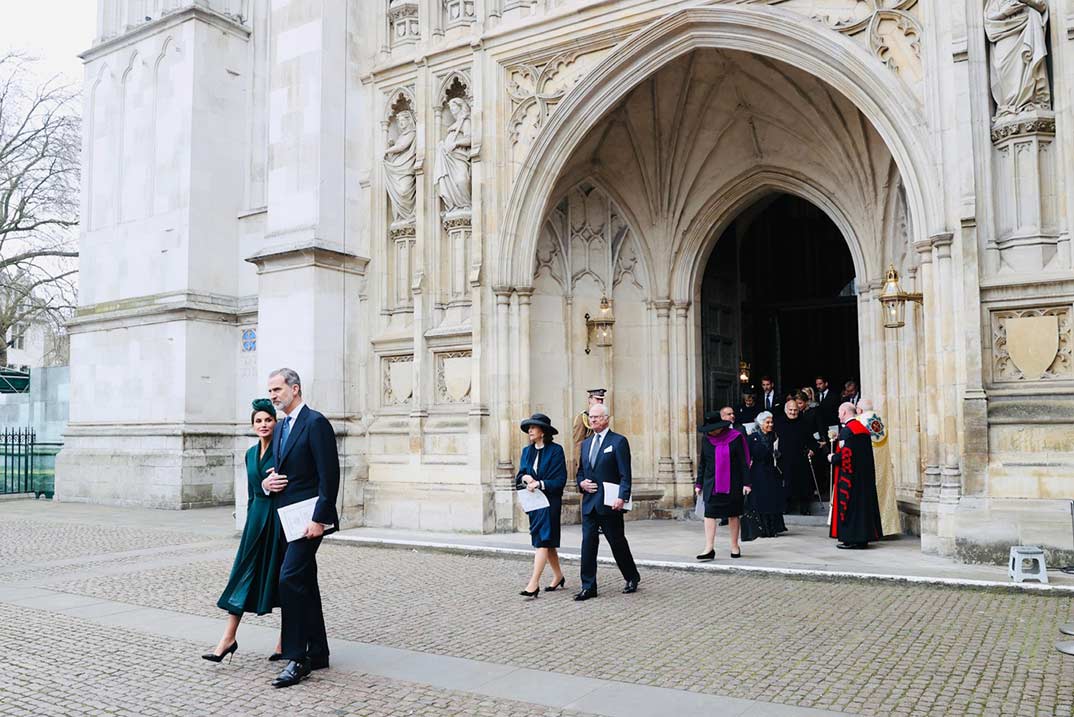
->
[202, 399, 285, 662]
[747, 411, 786, 537]
[516, 413, 568, 597]
[694, 412, 751, 560]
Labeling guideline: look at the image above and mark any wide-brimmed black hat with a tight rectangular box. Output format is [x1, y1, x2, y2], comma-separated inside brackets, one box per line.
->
[697, 411, 731, 434]
[520, 413, 558, 436]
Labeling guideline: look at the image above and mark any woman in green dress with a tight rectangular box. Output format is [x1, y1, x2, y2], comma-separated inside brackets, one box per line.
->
[202, 398, 286, 662]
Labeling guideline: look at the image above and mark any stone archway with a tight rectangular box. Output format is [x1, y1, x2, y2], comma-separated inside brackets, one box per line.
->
[500, 5, 938, 525]
[496, 5, 942, 291]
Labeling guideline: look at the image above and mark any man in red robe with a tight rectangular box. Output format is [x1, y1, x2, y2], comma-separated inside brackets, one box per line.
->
[827, 403, 883, 549]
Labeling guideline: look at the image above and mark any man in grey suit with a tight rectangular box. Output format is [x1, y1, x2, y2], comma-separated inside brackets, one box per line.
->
[574, 403, 640, 600]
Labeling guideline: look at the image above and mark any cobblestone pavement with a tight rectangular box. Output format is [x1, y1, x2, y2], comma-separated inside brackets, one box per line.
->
[0, 603, 592, 717]
[4, 510, 1074, 716]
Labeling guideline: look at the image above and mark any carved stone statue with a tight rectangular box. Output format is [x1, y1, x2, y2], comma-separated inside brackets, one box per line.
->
[434, 98, 472, 212]
[384, 110, 417, 223]
[984, 0, 1051, 119]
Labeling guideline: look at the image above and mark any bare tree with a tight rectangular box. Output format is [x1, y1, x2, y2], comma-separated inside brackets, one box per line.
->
[0, 53, 79, 367]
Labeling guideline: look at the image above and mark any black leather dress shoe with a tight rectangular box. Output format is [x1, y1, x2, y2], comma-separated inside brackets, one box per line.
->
[310, 655, 330, 671]
[271, 659, 311, 688]
[622, 580, 639, 594]
[836, 542, 866, 550]
[573, 588, 598, 601]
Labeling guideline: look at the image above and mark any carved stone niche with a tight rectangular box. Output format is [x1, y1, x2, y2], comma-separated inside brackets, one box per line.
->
[435, 350, 472, 404]
[991, 306, 1072, 383]
[434, 76, 474, 322]
[443, 0, 475, 29]
[990, 110, 1059, 273]
[389, 0, 420, 47]
[382, 354, 415, 407]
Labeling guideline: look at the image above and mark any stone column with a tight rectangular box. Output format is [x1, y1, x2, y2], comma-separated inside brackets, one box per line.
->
[672, 302, 693, 501]
[493, 286, 515, 531]
[653, 300, 674, 479]
[932, 233, 962, 554]
[915, 237, 942, 549]
[517, 288, 533, 421]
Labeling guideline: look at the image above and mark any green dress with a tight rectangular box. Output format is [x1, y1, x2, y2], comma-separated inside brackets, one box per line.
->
[216, 443, 286, 616]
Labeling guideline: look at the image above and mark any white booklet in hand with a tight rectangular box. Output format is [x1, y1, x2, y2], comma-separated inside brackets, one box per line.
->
[517, 488, 550, 513]
[278, 496, 319, 542]
[602, 482, 633, 511]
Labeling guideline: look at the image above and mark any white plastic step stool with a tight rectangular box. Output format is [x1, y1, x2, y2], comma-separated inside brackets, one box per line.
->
[1009, 545, 1048, 584]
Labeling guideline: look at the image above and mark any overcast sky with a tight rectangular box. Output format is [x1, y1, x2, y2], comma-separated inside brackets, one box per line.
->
[0, 1, 97, 84]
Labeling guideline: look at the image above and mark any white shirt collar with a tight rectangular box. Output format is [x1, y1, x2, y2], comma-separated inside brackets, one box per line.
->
[594, 427, 610, 441]
[284, 402, 305, 421]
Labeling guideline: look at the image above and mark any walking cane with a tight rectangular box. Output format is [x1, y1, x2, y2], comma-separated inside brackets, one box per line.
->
[826, 427, 838, 528]
[806, 453, 823, 505]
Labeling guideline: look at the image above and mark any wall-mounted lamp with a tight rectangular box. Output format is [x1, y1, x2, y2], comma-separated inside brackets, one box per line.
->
[738, 361, 751, 384]
[878, 264, 923, 329]
[584, 295, 615, 354]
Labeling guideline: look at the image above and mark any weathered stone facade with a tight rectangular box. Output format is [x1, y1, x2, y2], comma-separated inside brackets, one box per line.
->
[60, 0, 1074, 562]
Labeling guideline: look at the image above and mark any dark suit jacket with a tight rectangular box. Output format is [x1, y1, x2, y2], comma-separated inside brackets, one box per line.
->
[759, 391, 781, 412]
[816, 388, 840, 429]
[274, 404, 340, 530]
[576, 431, 632, 515]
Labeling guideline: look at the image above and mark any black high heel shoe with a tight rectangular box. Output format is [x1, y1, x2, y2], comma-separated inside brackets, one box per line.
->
[730, 551, 741, 559]
[519, 587, 540, 598]
[201, 640, 238, 663]
[268, 652, 284, 662]
[544, 577, 566, 592]
[696, 549, 715, 561]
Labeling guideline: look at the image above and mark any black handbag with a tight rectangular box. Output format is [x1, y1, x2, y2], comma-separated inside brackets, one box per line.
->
[739, 493, 763, 542]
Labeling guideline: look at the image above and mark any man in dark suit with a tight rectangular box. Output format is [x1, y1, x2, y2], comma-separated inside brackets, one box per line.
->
[814, 375, 840, 429]
[842, 379, 861, 408]
[574, 403, 640, 600]
[262, 368, 339, 688]
[759, 376, 779, 412]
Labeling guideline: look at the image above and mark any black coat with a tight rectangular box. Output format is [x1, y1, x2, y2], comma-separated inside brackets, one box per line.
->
[748, 430, 784, 515]
[695, 431, 751, 518]
[774, 416, 820, 502]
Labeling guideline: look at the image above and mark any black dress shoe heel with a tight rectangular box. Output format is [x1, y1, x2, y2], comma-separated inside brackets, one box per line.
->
[730, 551, 741, 559]
[622, 579, 639, 594]
[519, 587, 539, 597]
[574, 588, 597, 601]
[544, 577, 566, 592]
[201, 640, 238, 663]
[696, 550, 715, 561]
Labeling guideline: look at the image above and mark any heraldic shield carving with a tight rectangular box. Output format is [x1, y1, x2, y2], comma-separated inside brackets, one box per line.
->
[1005, 315, 1059, 379]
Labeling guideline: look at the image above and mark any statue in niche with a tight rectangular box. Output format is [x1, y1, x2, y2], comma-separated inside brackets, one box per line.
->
[984, 0, 1051, 119]
[434, 97, 472, 212]
[384, 110, 417, 223]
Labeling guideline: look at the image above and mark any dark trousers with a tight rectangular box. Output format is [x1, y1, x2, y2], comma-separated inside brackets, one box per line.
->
[580, 509, 640, 591]
[279, 535, 328, 662]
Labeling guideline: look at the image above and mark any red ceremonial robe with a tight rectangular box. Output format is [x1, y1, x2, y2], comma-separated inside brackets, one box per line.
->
[828, 419, 883, 544]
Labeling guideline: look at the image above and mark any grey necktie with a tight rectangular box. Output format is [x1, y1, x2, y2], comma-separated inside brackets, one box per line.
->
[589, 433, 602, 469]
